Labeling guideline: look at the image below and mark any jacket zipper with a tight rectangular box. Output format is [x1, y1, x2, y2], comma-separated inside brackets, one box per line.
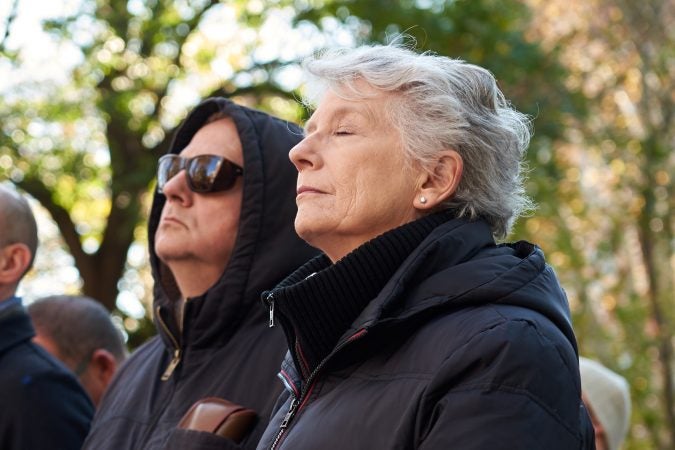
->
[269, 328, 368, 450]
[161, 348, 181, 381]
[267, 292, 275, 327]
[156, 305, 183, 381]
[136, 305, 185, 448]
[269, 398, 298, 449]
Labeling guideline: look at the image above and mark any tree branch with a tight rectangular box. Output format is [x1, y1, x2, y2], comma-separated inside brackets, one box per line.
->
[0, 0, 19, 53]
[148, 0, 220, 123]
[15, 176, 93, 274]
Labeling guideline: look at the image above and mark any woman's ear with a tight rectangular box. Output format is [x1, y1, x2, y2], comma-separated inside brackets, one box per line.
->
[414, 150, 463, 210]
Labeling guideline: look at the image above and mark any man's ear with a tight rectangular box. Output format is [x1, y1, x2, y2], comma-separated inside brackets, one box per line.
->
[89, 349, 118, 386]
[0, 243, 32, 285]
[414, 149, 463, 210]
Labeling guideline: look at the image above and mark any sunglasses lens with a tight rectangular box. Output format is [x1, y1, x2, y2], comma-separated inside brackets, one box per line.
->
[157, 156, 183, 192]
[158, 154, 242, 194]
[211, 160, 240, 191]
[188, 155, 222, 192]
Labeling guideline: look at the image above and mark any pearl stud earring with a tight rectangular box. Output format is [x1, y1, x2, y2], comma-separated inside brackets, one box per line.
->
[420, 196, 427, 205]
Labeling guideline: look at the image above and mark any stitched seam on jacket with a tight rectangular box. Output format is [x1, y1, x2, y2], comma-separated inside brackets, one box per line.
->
[340, 372, 434, 382]
[440, 383, 581, 441]
[439, 317, 581, 440]
[490, 304, 577, 386]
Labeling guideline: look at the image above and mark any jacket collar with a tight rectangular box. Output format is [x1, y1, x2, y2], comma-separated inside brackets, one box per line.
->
[0, 300, 34, 356]
[266, 211, 454, 375]
[274, 216, 575, 391]
[0, 296, 21, 314]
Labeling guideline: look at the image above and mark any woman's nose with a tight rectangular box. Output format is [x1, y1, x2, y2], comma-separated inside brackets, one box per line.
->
[289, 137, 316, 171]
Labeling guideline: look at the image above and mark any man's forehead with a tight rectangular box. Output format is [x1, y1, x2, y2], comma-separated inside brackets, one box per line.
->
[180, 118, 244, 165]
[0, 188, 22, 232]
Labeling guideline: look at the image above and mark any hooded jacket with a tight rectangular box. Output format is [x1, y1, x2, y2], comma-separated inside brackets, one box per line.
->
[257, 214, 595, 449]
[84, 98, 318, 450]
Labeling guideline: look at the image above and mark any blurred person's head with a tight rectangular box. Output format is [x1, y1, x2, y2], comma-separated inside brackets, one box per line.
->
[28, 295, 127, 407]
[580, 357, 631, 450]
[0, 183, 38, 301]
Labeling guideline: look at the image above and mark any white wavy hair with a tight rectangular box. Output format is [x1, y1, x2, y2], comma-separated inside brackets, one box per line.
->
[301, 44, 534, 239]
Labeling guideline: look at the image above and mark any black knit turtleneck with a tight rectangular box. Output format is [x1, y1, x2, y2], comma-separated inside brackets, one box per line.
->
[266, 211, 454, 377]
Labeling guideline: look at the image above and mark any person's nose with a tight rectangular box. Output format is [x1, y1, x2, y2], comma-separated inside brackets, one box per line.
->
[289, 135, 319, 172]
[161, 170, 194, 206]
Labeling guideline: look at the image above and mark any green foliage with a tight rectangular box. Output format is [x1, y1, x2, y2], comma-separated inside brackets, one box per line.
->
[3, 0, 580, 344]
[293, 0, 585, 135]
[3, 2, 673, 446]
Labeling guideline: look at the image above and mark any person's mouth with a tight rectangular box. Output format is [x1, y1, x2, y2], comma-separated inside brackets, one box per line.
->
[161, 216, 186, 227]
[297, 185, 327, 196]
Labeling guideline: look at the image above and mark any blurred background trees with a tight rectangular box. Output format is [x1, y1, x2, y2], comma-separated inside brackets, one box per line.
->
[524, 0, 674, 446]
[0, 0, 672, 447]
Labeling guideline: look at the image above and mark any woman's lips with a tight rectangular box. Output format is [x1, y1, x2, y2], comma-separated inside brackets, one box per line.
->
[297, 185, 326, 195]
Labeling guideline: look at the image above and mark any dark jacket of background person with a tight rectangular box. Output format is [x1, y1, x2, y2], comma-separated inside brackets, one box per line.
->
[83, 98, 318, 450]
[257, 214, 595, 449]
[0, 299, 94, 449]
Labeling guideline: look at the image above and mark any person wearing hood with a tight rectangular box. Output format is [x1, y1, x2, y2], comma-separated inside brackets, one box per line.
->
[83, 98, 318, 450]
[256, 45, 595, 449]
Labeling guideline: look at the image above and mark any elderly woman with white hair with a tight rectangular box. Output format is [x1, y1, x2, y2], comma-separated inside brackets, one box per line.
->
[257, 44, 595, 449]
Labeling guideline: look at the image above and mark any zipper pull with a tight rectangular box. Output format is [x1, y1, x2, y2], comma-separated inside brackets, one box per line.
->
[161, 349, 181, 381]
[268, 293, 275, 328]
[280, 398, 299, 429]
[270, 397, 298, 450]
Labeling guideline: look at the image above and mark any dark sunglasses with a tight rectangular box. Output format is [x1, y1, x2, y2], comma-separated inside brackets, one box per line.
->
[157, 154, 243, 194]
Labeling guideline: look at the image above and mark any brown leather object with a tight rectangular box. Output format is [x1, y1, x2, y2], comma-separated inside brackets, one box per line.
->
[177, 397, 257, 443]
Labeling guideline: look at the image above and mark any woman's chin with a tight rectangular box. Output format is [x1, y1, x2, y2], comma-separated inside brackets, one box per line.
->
[294, 218, 326, 248]
[294, 221, 316, 242]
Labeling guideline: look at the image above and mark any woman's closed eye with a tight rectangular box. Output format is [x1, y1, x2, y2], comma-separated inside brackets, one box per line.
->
[334, 125, 358, 136]
[333, 118, 359, 136]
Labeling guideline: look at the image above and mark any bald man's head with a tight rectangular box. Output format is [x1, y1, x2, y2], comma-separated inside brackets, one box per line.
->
[0, 184, 38, 299]
[0, 184, 38, 273]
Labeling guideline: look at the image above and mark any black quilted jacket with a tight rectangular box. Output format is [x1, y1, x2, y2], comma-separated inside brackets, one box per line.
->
[257, 218, 595, 450]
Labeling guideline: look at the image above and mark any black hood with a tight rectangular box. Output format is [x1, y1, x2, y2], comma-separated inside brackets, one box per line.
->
[147, 97, 317, 350]
[358, 219, 577, 353]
